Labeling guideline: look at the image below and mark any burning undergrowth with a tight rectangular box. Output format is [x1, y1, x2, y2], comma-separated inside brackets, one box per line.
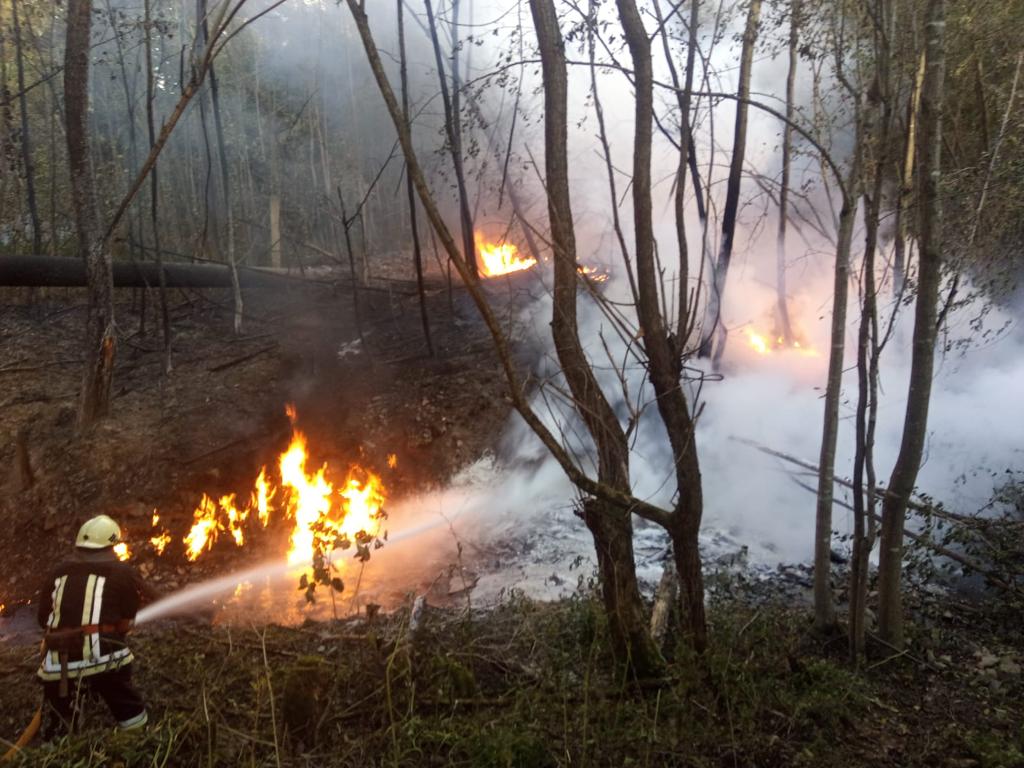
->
[474, 230, 609, 283]
[135, 404, 390, 599]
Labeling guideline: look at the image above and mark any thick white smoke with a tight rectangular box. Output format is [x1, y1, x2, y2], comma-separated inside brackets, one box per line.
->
[130, 0, 1022, 612]
[378, 1, 1024, 599]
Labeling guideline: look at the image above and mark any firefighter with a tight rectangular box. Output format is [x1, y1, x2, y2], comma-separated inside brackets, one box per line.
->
[35, 515, 158, 737]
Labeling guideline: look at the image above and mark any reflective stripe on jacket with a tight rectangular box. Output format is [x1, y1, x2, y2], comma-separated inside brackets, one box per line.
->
[36, 552, 146, 681]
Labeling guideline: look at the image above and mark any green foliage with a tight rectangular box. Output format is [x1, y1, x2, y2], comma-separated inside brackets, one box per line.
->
[964, 728, 1024, 768]
[453, 724, 555, 768]
[22, 714, 199, 767]
[904, 476, 1024, 609]
[280, 655, 330, 748]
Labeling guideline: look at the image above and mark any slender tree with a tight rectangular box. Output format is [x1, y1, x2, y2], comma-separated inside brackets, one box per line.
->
[398, 0, 434, 356]
[197, 0, 243, 333]
[11, 0, 41, 254]
[776, 0, 800, 346]
[615, 0, 708, 650]
[423, 0, 478, 278]
[698, 0, 761, 363]
[531, 0, 665, 673]
[877, 0, 948, 648]
[66, 0, 117, 426]
[145, 0, 173, 372]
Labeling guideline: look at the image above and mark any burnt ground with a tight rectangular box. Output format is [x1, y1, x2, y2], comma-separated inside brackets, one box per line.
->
[0, 265, 531, 610]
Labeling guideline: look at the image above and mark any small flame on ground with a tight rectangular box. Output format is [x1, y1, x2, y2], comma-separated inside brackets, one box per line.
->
[476, 232, 537, 277]
[280, 430, 334, 565]
[744, 327, 818, 357]
[252, 469, 273, 527]
[184, 495, 221, 562]
[578, 265, 610, 283]
[233, 581, 252, 599]
[387, 453, 397, 469]
[114, 542, 131, 561]
[150, 511, 171, 556]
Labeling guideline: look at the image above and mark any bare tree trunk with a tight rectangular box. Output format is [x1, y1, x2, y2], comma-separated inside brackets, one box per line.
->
[46, 8, 60, 256]
[145, 0, 172, 373]
[66, 0, 116, 427]
[12, 0, 41, 254]
[423, 0, 478, 278]
[894, 52, 925, 298]
[531, 0, 664, 677]
[0, 5, 11, 239]
[878, 0, 947, 648]
[346, 0, 677, 676]
[615, 0, 707, 652]
[196, 73, 214, 259]
[851, 177, 883, 661]
[199, 0, 243, 334]
[813, 166, 859, 634]
[849, 0, 900, 663]
[337, 187, 365, 345]
[270, 194, 282, 268]
[776, 0, 800, 346]
[651, 0, 698, 335]
[699, 0, 761, 363]
[398, 0, 434, 356]
[104, 0, 147, 332]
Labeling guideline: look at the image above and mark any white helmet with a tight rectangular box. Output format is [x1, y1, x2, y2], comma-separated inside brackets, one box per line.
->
[76, 515, 122, 549]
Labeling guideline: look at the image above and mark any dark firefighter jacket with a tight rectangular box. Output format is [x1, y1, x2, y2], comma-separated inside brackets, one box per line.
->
[35, 549, 152, 681]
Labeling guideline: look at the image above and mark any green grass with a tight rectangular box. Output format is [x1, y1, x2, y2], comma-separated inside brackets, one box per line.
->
[0, 591, 1019, 767]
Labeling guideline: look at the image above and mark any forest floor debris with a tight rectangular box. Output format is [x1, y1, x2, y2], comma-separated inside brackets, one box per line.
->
[0, 584, 1020, 767]
[0, 278, 520, 610]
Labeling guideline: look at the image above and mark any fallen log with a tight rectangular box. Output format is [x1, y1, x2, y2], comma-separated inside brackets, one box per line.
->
[0, 255, 330, 289]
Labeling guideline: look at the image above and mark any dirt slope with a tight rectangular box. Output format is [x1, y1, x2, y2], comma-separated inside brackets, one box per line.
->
[0, 275, 519, 611]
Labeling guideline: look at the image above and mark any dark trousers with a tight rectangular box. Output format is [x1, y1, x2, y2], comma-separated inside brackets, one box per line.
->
[42, 664, 146, 737]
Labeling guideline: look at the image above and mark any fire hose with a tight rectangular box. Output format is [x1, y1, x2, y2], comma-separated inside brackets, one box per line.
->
[0, 707, 41, 763]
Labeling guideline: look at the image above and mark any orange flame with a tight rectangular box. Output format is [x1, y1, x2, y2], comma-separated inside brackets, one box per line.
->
[166, 406, 387, 566]
[252, 468, 274, 527]
[578, 265, 610, 283]
[279, 430, 334, 565]
[279, 427, 386, 564]
[476, 233, 536, 277]
[114, 542, 131, 561]
[387, 453, 397, 469]
[743, 327, 818, 357]
[220, 494, 248, 547]
[184, 495, 220, 562]
[150, 511, 171, 556]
